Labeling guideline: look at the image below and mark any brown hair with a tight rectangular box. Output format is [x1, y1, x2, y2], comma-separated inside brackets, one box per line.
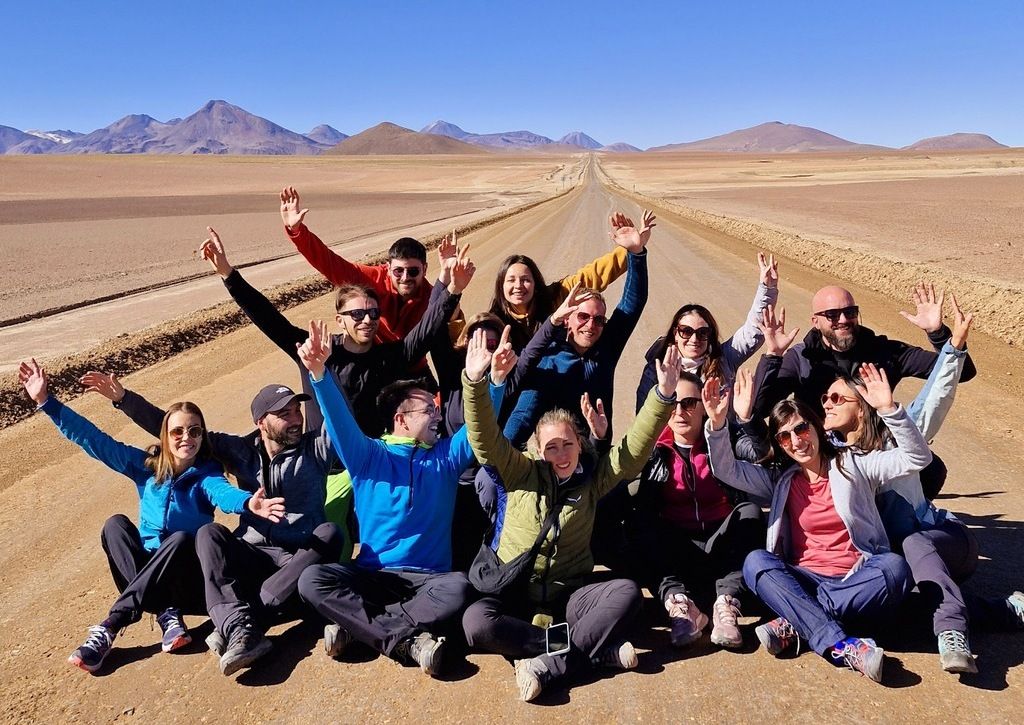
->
[455, 312, 505, 351]
[836, 374, 893, 454]
[488, 255, 551, 335]
[656, 304, 724, 382]
[144, 402, 217, 484]
[334, 284, 380, 313]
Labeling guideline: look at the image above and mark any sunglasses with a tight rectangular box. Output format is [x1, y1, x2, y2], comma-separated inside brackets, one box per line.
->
[774, 421, 812, 446]
[813, 306, 859, 324]
[575, 311, 608, 328]
[676, 325, 711, 342]
[675, 397, 701, 413]
[339, 307, 381, 322]
[821, 392, 860, 407]
[169, 425, 204, 440]
[391, 266, 422, 279]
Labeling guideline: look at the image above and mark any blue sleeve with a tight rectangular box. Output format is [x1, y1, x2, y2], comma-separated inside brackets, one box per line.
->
[39, 397, 149, 486]
[488, 380, 507, 413]
[445, 425, 476, 473]
[310, 372, 375, 477]
[602, 250, 648, 364]
[200, 474, 252, 514]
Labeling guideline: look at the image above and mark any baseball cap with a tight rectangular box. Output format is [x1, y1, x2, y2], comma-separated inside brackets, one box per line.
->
[250, 384, 311, 423]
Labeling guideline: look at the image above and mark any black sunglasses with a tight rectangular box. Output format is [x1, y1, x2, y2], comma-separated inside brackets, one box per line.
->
[813, 306, 859, 324]
[339, 308, 381, 322]
[676, 324, 710, 342]
[391, 266, 422, 278]
[675, 397, 701, 412]
[575, 311, 608, 327]
[774, 421, 812, 446]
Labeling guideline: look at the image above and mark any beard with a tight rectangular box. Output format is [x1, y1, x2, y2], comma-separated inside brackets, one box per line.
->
[822, 325, 857, 352]
[266, 424, 302, 447]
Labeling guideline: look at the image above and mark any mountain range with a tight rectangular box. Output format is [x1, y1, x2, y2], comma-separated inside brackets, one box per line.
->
[0, 102, 1012, 155]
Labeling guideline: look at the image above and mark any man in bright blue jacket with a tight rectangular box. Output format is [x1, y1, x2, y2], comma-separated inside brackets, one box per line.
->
[295, 320, 475, 677]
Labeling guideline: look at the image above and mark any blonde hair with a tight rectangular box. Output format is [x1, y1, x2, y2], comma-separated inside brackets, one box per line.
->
[145, 401, 216, 483]
[528, 408, 594, 459]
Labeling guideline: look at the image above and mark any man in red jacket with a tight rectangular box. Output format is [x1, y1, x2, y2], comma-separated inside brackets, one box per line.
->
[280, 186, 434, 345]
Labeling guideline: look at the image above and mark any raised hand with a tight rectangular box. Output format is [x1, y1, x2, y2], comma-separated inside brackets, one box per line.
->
[296, 320, 330, 378]
[732, 367, 756, 422]
[638, 209, 657, 247]
[899, 281, 944, 333]
[701, 376, 731, 431]
[438, 229, 458, 268]
[854, 363, 895, 414]
[580, 392, 608, 440]
[655, 345, 681, 399]
[200, 226, 233, 278]
[248, 487, 287, 523]
[448, 244, 476, 294]
[758, 252, 779, 288]
[18, 358, 49, 406]
[80, 371, 125, 403]
[949, 293, 974, 351]
[609, 211, 646, 254]
[551, 281, 592, 326]
[490, 326, 518, 385]
[758, 305, 799, 356]
[279, 186, 309, 230]
[465, 328, 492, 383]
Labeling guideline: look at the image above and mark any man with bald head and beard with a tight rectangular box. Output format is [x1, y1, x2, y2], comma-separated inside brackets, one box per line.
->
[753, 282, 977, 418]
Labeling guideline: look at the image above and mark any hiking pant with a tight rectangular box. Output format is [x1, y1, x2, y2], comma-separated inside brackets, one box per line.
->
[297, 564, 472, 658]
[462, 578, 642, 681]
[195, 521, 344, 636]
[630, 502, 766, 609]
[743, 549, 912, 655]
[100, 514, 205, 630]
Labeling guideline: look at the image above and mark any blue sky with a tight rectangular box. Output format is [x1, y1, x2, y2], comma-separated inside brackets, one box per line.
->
[3, 1, 1022, 148]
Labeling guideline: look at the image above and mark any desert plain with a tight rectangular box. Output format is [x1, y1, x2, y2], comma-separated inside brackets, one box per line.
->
[1, 149, 1023, 723]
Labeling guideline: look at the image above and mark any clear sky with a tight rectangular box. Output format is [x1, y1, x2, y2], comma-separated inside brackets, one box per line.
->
[3, 1, 1022, 148]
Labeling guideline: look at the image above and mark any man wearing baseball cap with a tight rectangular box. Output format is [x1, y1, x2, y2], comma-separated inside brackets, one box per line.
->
[78, 372, 344, 677]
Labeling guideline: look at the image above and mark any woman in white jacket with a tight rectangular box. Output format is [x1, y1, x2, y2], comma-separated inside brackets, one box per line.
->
[704, 363, 929, 684]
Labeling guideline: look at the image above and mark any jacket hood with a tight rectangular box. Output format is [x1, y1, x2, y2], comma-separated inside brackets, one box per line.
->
[381, 433, 433, 450]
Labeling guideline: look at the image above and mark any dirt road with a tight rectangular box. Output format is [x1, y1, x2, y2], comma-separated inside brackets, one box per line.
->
[2, 161, 1022, 723]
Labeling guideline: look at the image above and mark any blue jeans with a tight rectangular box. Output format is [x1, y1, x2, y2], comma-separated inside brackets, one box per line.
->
[743, 549, 912, 655]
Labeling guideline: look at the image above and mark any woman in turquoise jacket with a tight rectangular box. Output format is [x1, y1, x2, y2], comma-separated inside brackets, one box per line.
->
[19, 359, 283, 674]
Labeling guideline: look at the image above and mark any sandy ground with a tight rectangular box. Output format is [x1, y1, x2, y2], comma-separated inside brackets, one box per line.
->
[0, 155, 578, 323]
[2, 158, 1024, 723]
[600, 150, 1024, 347]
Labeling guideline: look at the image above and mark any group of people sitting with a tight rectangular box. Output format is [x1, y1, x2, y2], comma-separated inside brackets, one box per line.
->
[21, 187, 1023, 700]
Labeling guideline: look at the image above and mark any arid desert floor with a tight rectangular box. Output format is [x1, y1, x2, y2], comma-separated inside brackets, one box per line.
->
[1, 151, 1023, 723]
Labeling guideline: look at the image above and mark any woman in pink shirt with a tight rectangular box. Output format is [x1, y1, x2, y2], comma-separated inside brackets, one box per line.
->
[704, 363, 930, 684]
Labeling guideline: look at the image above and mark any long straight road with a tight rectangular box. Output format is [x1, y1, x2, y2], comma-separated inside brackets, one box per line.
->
[2, 160, 1022, 722]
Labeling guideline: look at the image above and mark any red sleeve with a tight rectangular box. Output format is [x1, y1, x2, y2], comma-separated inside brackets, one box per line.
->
[287, 223, 385, 291]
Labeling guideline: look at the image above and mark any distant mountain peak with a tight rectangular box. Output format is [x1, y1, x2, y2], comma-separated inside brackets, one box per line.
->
[649, 120, 887, 153]
[421, 120, 470, 139]
[903, 132, 1007, 151]
[557, 131, 602, 149]
[305, 124, 348, 145]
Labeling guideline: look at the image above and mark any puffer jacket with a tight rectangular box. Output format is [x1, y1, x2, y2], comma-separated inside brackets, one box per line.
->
[40, 396, 250, 552]
[463, 371, 673, 603]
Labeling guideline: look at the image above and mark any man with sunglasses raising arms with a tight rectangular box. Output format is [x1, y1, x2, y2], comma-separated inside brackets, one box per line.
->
[753, 282, 977, 419]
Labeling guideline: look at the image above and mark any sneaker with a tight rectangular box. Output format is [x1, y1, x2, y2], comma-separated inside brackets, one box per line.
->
[831, 637, 884, 683]
[591, 640, 638, 670]
[206, 630, 225, 657]
[68, 625, 115, 673]
[323, 623, 352, 660]
[755, 617, 799, 656]
[219, 618, 273, 676]
[938, 629, 978, 674]
[514, 656, 551, 702]
[710, 594, 743, 649]
[665, 593, 708, 647]
[394, 632, 445, 676]
[1007, 591, 1024, 629]
[156, 608, 191, 653]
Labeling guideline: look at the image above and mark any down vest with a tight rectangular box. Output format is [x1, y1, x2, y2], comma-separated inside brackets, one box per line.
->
[463, 372, 673, 603]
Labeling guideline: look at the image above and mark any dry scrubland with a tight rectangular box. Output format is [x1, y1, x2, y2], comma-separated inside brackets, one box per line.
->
[600, 149, 1024, 347]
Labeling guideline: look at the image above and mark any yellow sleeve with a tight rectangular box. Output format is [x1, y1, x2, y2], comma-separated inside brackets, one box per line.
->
[553, 246, 629, 303]
[447, 306, 467, 344]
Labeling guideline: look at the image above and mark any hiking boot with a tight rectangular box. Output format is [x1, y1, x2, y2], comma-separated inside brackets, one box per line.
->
[156, 608, 191, 653]
[591, 640, 638, 670]
[323, 623, 352, 660]
[219, 618, 273, 676]
[394, 632, 445, 676]
[938, 629, 978, 674]
[1007, 591, 1024, 629]
[755, 617, 799, 656]
[710, 594, 743, 649]
[664, 593, 708, 647]
[514, 656, 552, 702]
[831, 637, 884, 683]
[206, 630, 225, 657]
[68, 625, 115, 673]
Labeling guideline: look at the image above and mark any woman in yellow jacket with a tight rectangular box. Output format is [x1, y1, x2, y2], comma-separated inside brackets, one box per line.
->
[460, 329, 678, 702]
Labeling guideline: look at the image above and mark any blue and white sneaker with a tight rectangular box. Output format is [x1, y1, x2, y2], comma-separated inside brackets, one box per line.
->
[68, 625, 115, 673]
[156, 608, 191, 653]
[831, 637, 884, 683]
